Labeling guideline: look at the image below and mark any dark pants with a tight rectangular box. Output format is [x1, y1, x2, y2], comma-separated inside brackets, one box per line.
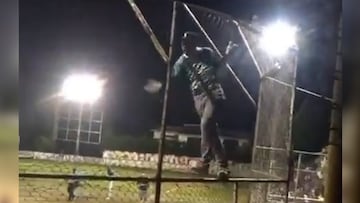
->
[67, 185, 75, 201]
[194, 93, 227, 168]
[67, 181, 79, 201]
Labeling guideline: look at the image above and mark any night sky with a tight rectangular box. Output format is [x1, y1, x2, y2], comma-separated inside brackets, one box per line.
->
[19, 0, 339, 151]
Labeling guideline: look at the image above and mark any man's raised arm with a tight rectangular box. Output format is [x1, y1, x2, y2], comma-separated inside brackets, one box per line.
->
[203, 42, 239, 70]
[218, 41, 239, 67]
[172, 56, 184, 78]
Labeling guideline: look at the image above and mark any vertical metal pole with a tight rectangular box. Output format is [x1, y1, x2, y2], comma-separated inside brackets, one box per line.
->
[127, 0, 169, 63]
[98, 111, 104, 144]
[233, 182, 239, 203]
[251, 85, 264, 171]
[52, 99, 60, 141]
[154, 2, 177, 203]
[294, 153, 302, 193]
[75, 103, 84, 155]
[65, 104, 70, 140]
[267, 159, 274, 202]
[324, 16, 342, 203]
[236, 23, 263, 77]
[88, 106, 93, 143]
[285, 52, 298, 203]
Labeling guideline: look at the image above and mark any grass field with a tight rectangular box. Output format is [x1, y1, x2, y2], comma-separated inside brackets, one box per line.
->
[19, 159, 250, 203]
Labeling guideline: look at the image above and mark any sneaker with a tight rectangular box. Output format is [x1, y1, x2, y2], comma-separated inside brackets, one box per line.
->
[191, 164, 209, 175]
[217, 167, 230, 179]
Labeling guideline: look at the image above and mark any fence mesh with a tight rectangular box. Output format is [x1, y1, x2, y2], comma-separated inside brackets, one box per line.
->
[19, 151, 325, 202]
[171, 1, 297, 180]
[21, 174, 297, 203]
[250, 151, 325, 203]
[235, 5, 297, 203]
[170, 2, 260, 111]
[288, 151, 325, 202]
[251, 47, 297, 180]
[19, 177, 238, 203]
[19, 2, 303, 203]
[19, 156, 243, 203]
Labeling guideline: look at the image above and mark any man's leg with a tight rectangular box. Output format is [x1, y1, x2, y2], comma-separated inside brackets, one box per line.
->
[202, 99, 228, 173]
[67, 187, 71, 201]
[200, 102, 214, 168]
[106, 181, 113, 199]
[200, 115, 213, 169]
[68, 186, 75, 201]
[143, 191, 148, 202]
[210, 128, 227, 168]
[192, 94, 212, 174]
[139, 190, 146, 202]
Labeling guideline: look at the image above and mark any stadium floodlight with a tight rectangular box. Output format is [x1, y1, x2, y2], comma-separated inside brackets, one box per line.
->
[260, 21, 297, 57]
[58, 73, 105, 155]
[60, 73, 105, 104]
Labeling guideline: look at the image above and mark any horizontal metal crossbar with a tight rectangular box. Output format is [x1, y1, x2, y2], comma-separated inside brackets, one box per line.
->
[255, 145, 325, 156]
[58, 128, 101, 134]
[269, 166, 319, 173]
[55, 138, 101, 145]
[19, 173, 287, 183]
[264, 76, 335, 103]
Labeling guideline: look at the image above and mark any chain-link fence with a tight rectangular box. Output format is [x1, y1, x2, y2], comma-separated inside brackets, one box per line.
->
[20, 177, 238, 203]
[19, 156, 235, 203]
[20, 1, 300, 203]
[19, 153, 244, 203]
[265, 150, 326, 203]
[250, 39, 297, 180]
[20, 176, 236, 202]
[19, 154, 293, 203]
[290, 151, 325, 202]
[18, 150, 326, 203]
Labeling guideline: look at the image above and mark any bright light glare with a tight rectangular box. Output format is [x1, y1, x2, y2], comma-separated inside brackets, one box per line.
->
[260, 21, 297, 57]
[60, 73, 104, 103]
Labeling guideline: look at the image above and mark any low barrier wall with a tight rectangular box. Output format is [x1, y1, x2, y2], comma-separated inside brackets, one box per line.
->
[19, 150, 251, 175]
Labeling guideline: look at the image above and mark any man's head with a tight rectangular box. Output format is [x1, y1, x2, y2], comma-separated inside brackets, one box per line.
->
[181, 32, 200, 56]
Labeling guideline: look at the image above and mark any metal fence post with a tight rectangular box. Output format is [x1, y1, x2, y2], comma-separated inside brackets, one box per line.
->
[233, 182, 239, 203]
[75, 103, 84, 155]
[52, 99, 60, 141]
[285, 52, 298, 203]
[154, 2, 177, 203]
[294, 153, 302, 194]
[325, 15, 342, 203]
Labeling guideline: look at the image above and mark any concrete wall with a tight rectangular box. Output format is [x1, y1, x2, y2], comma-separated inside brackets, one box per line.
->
[19, 150, 252, 176]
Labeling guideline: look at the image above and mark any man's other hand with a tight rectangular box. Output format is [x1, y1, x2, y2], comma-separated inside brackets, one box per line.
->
[144, 79, 162, 94]
[225, 41, 239, 55]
